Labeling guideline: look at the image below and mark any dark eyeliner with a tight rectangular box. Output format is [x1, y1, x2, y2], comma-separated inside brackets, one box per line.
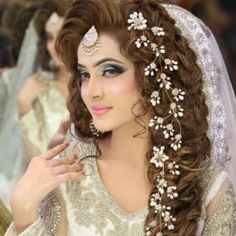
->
[102, 63, 126, 77]
[77, 68, 90, 80]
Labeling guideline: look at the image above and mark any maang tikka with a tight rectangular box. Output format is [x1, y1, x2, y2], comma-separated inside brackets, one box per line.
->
[80, 26, 101, 56]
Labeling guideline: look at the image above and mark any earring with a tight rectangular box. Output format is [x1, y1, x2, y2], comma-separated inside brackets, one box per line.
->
[89, 119, 103, 137]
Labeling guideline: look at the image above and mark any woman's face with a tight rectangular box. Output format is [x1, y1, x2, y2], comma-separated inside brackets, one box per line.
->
[45, 14, 64, 66]
[77, 33, 145, 132]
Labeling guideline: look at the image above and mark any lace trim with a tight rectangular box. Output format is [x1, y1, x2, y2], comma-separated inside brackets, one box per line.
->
[37, 191, 61, 235]
[91, 157, 149, 220]
[164, 4, 228, 166]
[202, 184, 236, 236]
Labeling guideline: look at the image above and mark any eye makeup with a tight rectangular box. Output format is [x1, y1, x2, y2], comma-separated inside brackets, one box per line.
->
[101, 63, 127, 77]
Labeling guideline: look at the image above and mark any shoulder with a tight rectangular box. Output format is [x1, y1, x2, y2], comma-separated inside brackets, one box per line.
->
[200, 163, 236, 218]
[200, 165, 236, 235]
[59, 130, 96, 162]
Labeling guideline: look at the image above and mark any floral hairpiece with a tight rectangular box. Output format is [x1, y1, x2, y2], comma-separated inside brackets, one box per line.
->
[128, 11, 185, 235]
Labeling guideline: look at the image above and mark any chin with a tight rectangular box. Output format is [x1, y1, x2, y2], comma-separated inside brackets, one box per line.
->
[93, 121, 113, 133]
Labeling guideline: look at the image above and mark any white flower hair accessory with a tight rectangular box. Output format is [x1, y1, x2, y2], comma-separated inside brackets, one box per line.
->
[127, 11, 186, 235]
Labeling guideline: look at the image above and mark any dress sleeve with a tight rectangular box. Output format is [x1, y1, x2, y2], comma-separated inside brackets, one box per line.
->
[18, 99, 47, 160]
[202, 174, 236, 235]
[4, 191, 62, 236]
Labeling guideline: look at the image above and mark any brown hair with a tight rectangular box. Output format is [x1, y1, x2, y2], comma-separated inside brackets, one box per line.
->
[0, 3, 24, 67]
[56, 0, 210, 235]
[11, 3, 40, 64]
[34, 0, 71, 71]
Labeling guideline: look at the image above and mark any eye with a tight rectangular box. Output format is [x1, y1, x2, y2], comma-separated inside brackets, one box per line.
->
[77, 70, 90, 81]
[102, 65, 125, 78]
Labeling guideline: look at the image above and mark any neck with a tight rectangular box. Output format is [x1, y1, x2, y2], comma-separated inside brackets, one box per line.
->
[101, 118, 150, 169]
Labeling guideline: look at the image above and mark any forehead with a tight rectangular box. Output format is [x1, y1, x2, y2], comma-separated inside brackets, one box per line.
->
[45, 17, 64, 33]
[77, 33, 132, 66]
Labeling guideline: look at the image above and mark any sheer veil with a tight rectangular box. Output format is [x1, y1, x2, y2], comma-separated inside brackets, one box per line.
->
[206, 27, 236, 190]
[0, 19, 38, 209]
[164, 4, 236, 191]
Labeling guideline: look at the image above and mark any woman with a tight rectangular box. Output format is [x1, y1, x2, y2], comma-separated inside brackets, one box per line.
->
[5, 0, 236, 235]
[17, 0, 71, 160]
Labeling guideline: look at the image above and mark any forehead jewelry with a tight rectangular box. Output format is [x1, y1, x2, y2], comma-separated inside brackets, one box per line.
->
[48, 12, 60, 24]
[128, 12, 185, 235]
[80, 25, 101, 56]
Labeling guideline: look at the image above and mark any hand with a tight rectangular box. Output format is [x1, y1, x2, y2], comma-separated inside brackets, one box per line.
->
[17, 73, 49, 117]
[11, 142, 84, 233]
[47, 119, 70, 149]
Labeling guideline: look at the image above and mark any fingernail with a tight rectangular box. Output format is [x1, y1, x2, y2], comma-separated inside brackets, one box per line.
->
[63, 141, 69, 147]
[79, 162, 84, 168]
[72, 154, 78, 160]
[79, 171, 86, 177]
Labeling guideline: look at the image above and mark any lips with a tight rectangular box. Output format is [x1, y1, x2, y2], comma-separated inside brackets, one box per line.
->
[91, 105, 113, 116]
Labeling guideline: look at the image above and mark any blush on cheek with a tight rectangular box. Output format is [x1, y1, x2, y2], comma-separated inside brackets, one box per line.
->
[108, 76, 138, 95]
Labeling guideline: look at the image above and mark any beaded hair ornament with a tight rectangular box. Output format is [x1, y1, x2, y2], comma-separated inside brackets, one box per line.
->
[127, 12, 184, 235]
[80, 26, 101, 55]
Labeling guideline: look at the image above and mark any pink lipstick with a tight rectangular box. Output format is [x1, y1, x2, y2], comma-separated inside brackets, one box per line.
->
[91, 106, 112, 116]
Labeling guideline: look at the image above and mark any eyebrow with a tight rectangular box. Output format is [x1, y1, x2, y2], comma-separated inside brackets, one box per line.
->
[77, 58, 124, 69]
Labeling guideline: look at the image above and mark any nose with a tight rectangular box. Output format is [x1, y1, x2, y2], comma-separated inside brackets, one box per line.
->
[87, 75, 104, 100]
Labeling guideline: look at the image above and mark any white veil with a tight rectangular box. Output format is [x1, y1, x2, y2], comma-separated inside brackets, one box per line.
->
[0, 19, 39, 209]
[206, 27, 236, 189]
[164, 4, 236, 191]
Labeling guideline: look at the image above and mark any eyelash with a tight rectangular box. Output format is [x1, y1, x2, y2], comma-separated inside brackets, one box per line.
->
[77, 71, 90, 81]
[77, 65, 125, 81]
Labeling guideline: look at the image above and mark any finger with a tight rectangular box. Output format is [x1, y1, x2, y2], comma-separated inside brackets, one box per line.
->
[56, 119, 70, 136]
[42, 142, 70, 160]
[53, 162, 84, 175]
[56, 171, 84, 184]
[62, 119, 70, 132]
[48, 154, 78, 167]
[47, 120, 70, 150]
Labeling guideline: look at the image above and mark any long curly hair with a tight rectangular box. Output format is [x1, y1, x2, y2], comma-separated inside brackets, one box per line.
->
[56, 0, 211, 235]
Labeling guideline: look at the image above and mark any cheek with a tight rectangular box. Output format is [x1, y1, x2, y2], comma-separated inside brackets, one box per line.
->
[80, 82, 88, 103]
[108, 76, 138, 96]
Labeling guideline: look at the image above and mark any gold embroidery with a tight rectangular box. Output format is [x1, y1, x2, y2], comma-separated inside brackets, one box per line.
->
[202, 183, 236, 235]
[65, 157, 147, 236]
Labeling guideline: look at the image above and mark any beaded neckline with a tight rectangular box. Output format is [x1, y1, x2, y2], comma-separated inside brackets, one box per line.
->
[88, 156, 149, 220]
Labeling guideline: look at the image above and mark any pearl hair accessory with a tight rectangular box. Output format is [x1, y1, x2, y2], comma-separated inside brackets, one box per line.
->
[80, 26, 101, 56]
[127, 11, 185, 235]
[48, 12, 61, 24]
